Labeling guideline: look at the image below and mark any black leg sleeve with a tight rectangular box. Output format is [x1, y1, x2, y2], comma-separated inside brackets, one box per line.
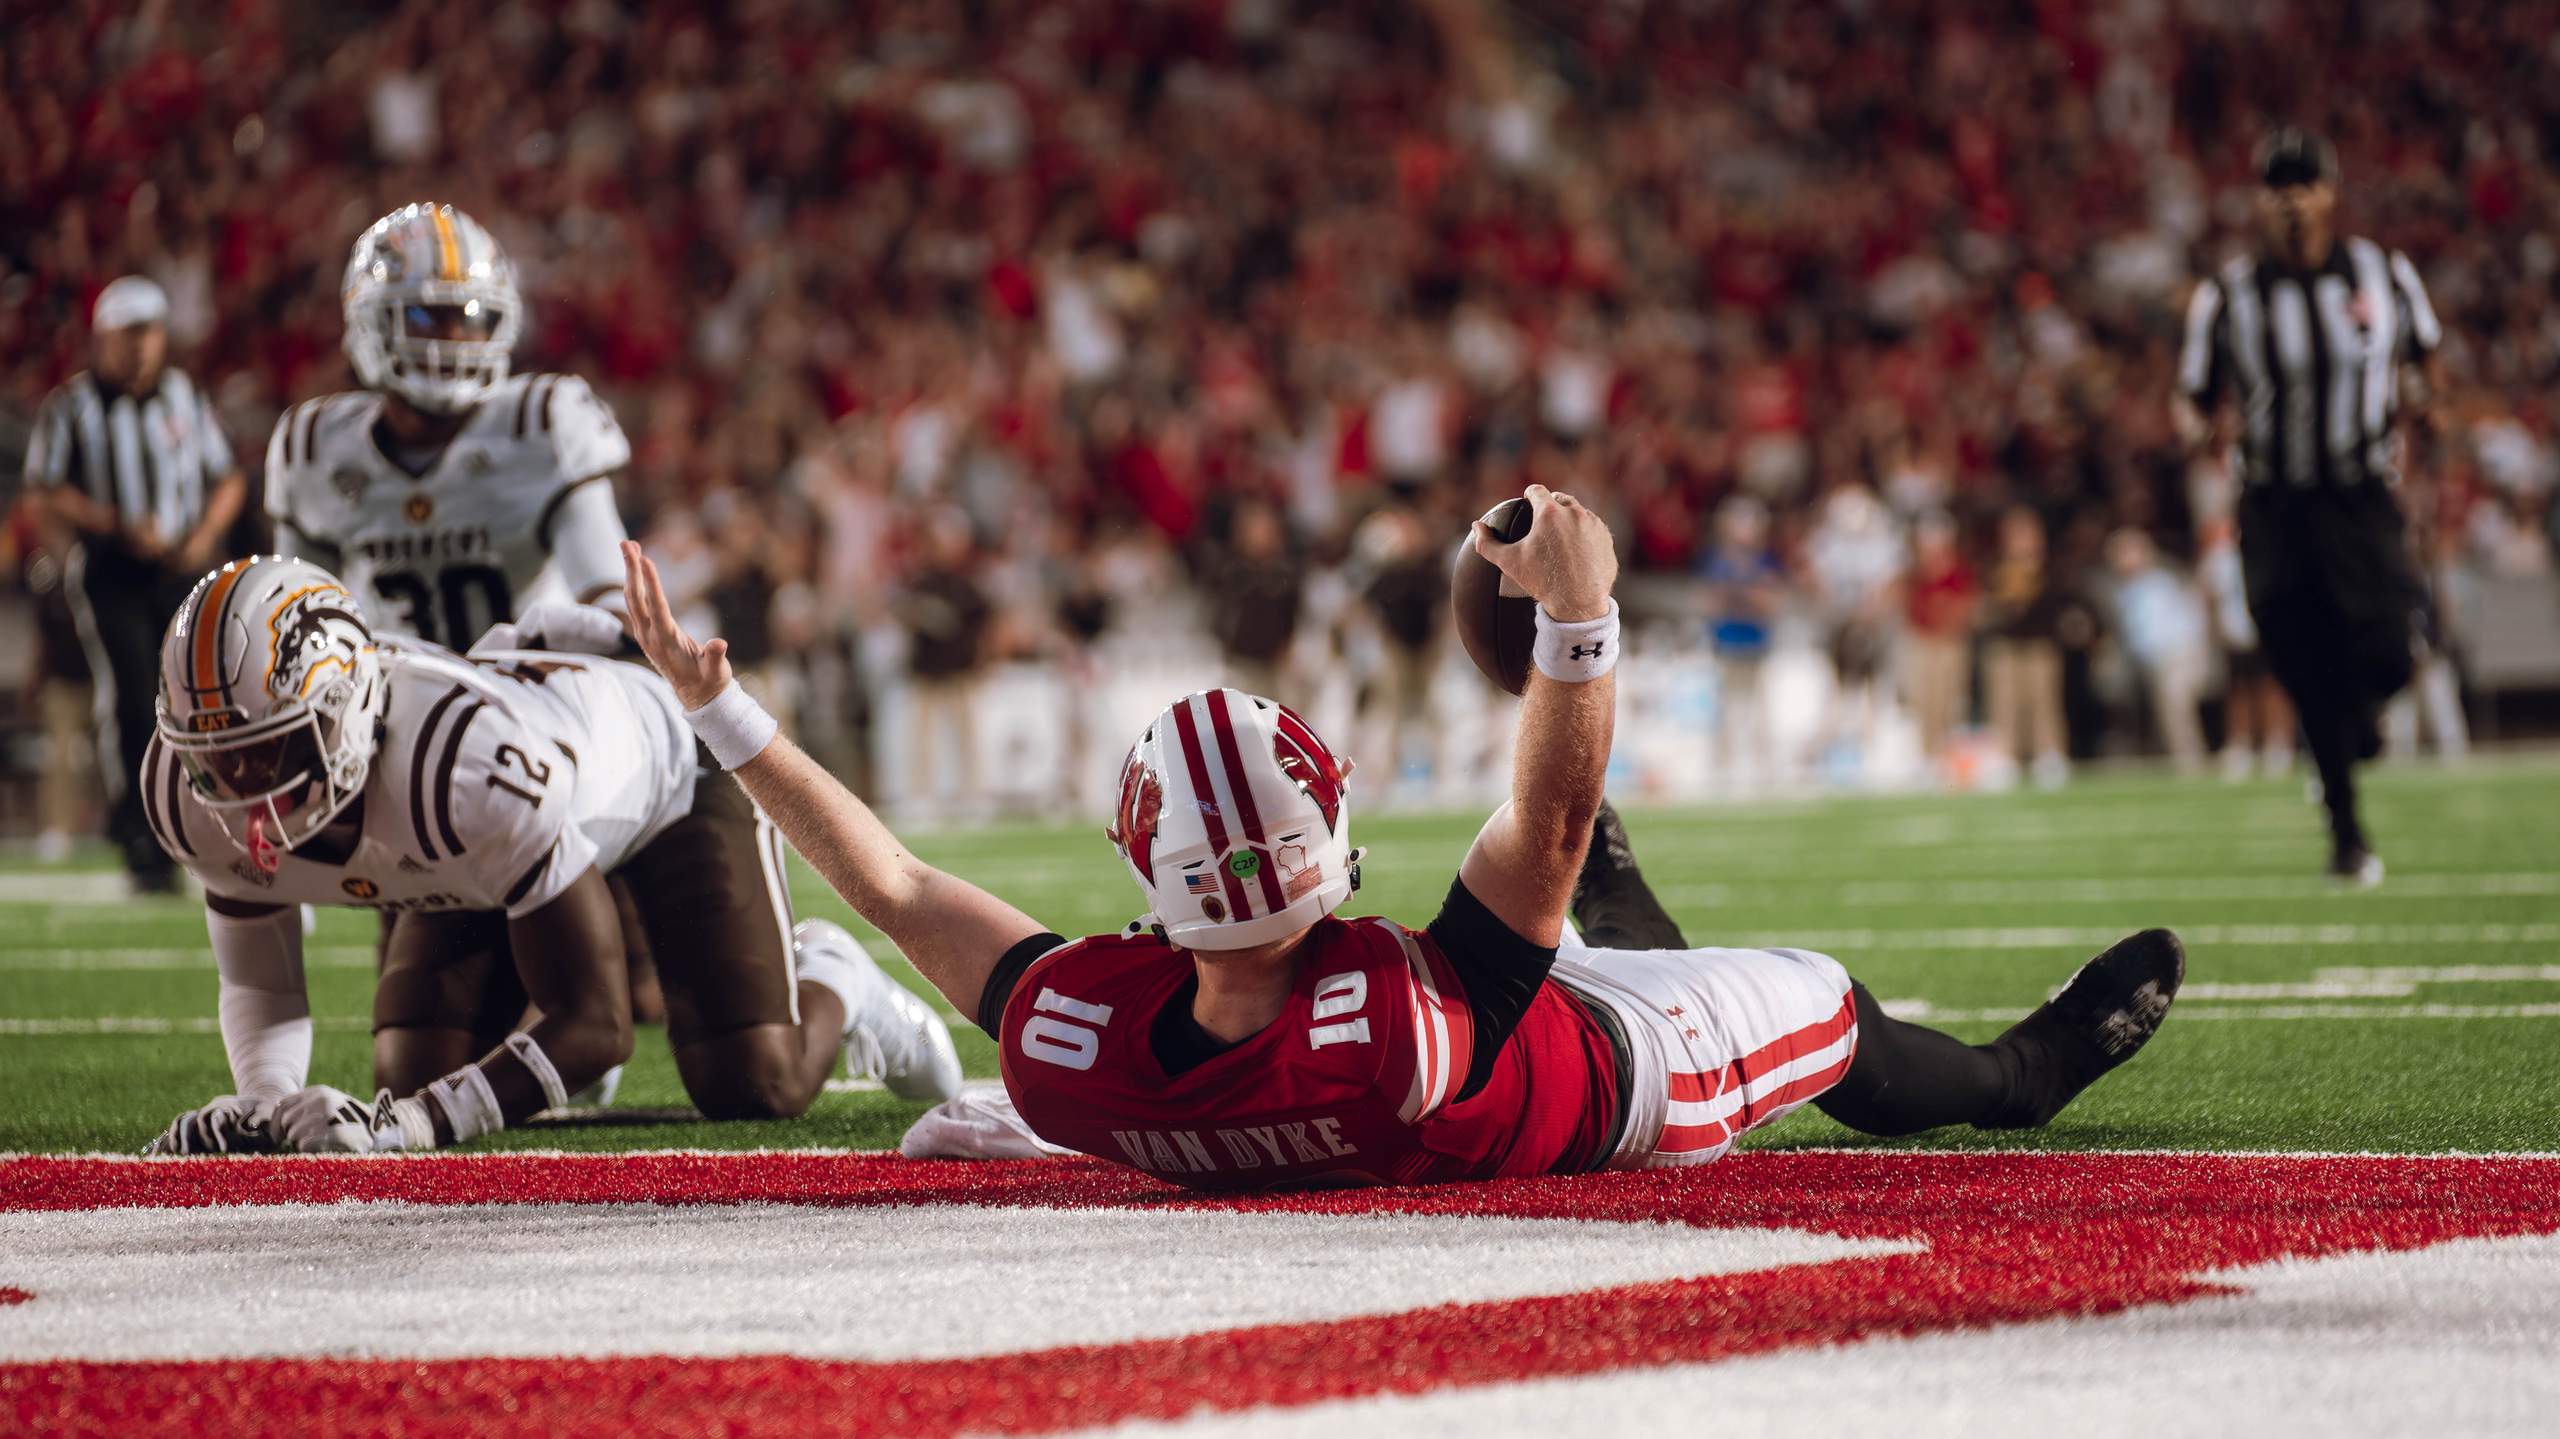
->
[1569, 803, 1689, 951]
[1813, 982, 2022, 1137]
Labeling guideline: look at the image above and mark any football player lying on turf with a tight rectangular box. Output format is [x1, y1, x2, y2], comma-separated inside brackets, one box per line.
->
[140, 555, 961, 1155]
[621, 490, 2182, 1191]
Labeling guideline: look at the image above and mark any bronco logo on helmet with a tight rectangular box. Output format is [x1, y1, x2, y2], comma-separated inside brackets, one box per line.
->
[264, 583, 371, 701]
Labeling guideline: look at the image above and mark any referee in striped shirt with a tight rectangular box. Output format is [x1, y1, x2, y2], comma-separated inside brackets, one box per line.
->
[2173, 131, 2445, 888]
[21, 277, 247, 893]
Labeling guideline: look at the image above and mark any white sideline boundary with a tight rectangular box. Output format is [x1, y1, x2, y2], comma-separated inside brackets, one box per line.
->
[1807, 872, 2560, 905]
[1724, 921, 2560, 950]
[1880, 1000, 2560, 1023]
[25, 922, 2555, 971]
[15, 998, 2559, 1040]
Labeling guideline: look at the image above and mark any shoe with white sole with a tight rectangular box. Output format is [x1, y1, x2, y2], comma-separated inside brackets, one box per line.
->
[557, 1064, 622, 1111]
[2329, 845, 2384, 889]
[794, 918, 964, 1103]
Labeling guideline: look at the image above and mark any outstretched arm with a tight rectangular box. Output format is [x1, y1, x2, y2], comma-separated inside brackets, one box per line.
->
[1457, 485, 1619, 946]
[621, 541, 1044, 1020]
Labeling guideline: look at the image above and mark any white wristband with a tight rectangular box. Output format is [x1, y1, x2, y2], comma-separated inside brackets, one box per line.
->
[1532, 599, 1621, 684]
[385, 1095, 438, 1151]
[423, 1064, 504, 1146]
[685, 680, 779, 770]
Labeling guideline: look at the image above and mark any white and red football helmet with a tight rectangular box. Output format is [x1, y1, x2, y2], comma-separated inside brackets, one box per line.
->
[156, 557, 386, 850]
[1107, 689, 1362, 951]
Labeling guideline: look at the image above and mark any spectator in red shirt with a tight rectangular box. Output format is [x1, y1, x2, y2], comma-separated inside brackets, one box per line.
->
[1902, 512, 1979, 771]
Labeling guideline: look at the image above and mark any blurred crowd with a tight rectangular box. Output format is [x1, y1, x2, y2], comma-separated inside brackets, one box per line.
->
[7, 0, 2560, 817]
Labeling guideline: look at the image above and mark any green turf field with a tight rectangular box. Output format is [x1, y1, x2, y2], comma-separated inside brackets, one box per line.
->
[5, 758, 2556, 1156]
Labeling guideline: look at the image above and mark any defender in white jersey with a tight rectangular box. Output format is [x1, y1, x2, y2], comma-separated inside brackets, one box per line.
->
[264, 203, 632, 649]
[139, 557, 961, 1156]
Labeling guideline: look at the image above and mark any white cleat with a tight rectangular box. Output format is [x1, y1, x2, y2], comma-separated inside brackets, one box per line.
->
[794, 918, 964, 1103]
[558, 1064, 622, 1111]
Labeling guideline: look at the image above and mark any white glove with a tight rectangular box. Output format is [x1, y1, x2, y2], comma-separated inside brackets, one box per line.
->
[473, 601, 627, 657]
[272, 1085, 430, 1153]
[899, 1085, 1076, 1160]
[143, 1094, 278, 1156]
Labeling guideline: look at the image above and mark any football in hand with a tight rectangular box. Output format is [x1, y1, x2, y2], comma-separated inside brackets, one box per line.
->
[1451, 497, 1538, 695]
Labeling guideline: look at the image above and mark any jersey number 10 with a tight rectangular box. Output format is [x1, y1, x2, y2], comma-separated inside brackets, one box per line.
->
[1022, 989, 1114, 1071]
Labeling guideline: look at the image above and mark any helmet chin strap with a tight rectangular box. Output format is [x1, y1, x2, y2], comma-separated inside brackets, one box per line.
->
[247, 810, 280, 875]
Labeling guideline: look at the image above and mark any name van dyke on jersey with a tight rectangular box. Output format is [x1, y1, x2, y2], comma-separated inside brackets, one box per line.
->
[1110, 1117, 1362, 1176]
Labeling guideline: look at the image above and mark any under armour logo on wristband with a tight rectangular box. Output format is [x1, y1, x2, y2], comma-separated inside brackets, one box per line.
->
[1532, 599, 1622, 684]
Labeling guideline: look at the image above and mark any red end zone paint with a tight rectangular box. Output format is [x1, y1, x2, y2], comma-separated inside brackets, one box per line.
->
[4, 1151, 2555, 1439]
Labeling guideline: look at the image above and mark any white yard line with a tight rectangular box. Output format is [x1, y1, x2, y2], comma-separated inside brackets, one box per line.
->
[2314, 963, 2560, 985]
[2174, 981, 2419, 1000]
[0, 874, 155, 904]
[0, 1009, 965, 1035]
[0, 947, 376, 972]
[1880, 998, 2560, 1023]
[1726, 921, 2560, 951]
[0, 1016, 373, 1036]
[1658, 872, 2560, 907]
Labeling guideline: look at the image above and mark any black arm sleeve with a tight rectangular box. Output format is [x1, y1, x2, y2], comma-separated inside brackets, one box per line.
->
[1425, 877, 1561, 1103]
[976, 931, 1067, 1035]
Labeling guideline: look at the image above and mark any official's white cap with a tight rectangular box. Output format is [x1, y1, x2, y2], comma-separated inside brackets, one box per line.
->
[91, 276, 169, 331]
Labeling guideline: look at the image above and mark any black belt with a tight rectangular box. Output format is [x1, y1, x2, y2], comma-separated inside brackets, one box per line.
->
[1560, 984, 1635, 1173]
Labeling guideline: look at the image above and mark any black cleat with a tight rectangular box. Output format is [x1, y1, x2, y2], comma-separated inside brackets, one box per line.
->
[2328, 845, 2384, 889]
[1570, 801, 1689, 951]
[1977, 928, 2184, 1130]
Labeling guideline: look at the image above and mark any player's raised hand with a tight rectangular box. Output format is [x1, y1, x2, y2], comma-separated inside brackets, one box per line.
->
[1471, 484, 1618, 622]
[620, 540, 733, 710]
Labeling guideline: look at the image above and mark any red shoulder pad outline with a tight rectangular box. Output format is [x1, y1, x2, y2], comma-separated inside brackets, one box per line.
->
[1343, 918, 1477, 1124]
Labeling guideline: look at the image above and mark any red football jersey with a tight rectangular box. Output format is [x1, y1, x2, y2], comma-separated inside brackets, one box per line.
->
[997, 915, 1621, 1190]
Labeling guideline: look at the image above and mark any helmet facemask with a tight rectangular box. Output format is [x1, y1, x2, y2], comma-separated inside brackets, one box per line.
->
[158, 560, 388, 855]
[341, 204, 523, 415]
[381, 295, 514, 414]
[166, 670, 378, 851]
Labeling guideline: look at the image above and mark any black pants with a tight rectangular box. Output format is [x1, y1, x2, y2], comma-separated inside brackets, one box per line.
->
[2253, 587, 2415, 854]
[1577, 871, 2018, 1136]
[67, 548, 194, 883]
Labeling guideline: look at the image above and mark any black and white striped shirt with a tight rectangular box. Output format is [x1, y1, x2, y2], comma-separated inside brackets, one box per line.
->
[21, 368, 236, 539]
[2178, 238, 2441, 491]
